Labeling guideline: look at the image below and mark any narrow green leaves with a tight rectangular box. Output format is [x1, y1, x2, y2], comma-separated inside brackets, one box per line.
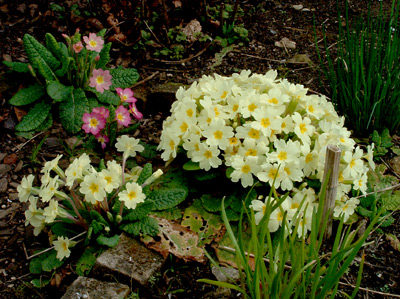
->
[9, 83, 45, 106]
[2, 61, 29, 73]
[23, 34, 60, 71]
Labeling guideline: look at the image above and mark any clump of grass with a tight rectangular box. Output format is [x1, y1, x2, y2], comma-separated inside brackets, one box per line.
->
[317, 0, 400, 135]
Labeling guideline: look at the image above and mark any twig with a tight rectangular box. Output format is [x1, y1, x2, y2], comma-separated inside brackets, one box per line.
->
[26, 231, 87, 260]
[283, 26, 307, 32]
[141, 66, 188, 72]
[151, 43, 211, 64]
[130, 71, 160, 88]
[353, 183, 400, 199]
[12, 131, 45, 152]
[380, 158, 400, 180]
[338, 281, 400, 298]
[238, 52, 286, 63]
[143, 20, 164, 47]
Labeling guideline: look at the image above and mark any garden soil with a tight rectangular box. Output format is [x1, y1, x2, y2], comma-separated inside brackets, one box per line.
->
[0, 0, 400, 298]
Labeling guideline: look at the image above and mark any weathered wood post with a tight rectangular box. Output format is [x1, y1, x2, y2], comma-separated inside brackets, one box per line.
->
[322, 145, 341, 240]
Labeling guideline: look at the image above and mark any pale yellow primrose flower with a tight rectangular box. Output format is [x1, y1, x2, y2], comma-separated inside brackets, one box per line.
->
[24, 196, 45, 236]
[116, 135, 144, 159]
[39, 176, 59, 202]
[118, 182, 146, 209]
[18, 174, 39, 202]
[334, 198, 360, 222]
[191, 143, 222, 171]
[79, 172, 107, 204]
[43, 199, 60, 223]
[53, 236, 75, 261]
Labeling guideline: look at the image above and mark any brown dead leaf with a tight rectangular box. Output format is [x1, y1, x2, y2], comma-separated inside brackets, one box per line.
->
[142, 217, 206, 263]
[14, 107, 27, 122]
[386, 233, 400, 251]
[173, 0, 182, 8]
[87, 18, 104, 31]
[0, 4, 9, 13]
[108, 33, 126, 43]
[182, 19, 202, 42]
[3, 154, 18, 165]
[275, 37, 296, 49]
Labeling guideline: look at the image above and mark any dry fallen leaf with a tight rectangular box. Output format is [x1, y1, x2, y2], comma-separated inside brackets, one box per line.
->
[182, 19, 202, 42]
[275, 37, 296, 49]
[14, 107, 27, 122]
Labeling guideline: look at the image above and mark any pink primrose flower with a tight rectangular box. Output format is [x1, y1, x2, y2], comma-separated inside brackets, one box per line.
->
[115, 105, 131, 127]
[95, 134, 109, 149]
[83, 33, 104, 52]
[92, 107, 110, 119]
[89, 69, 112, 93]
[82, 112, 106, 135]
[116, 88, 137, 103]
[73, 41, 84, 53]
[129, 102, 143, 120]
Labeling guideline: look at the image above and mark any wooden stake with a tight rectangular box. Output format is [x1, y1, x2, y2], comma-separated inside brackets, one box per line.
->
[322, 145, 341, 240]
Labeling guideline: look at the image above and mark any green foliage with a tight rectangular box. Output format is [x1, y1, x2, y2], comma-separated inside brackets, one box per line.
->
[96, 234, 120, 247]
[75, 247, 103, 276]
[199, 185, 380, 298]
[4, 31, 140, 135]
[316, 1, 400, 135]
[120, 216, 159, 236]
[148, 188, 188, 210]
[371, 129, 394, 157]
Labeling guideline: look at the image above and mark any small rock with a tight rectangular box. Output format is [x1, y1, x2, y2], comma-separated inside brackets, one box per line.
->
[287, 53, 313, 64]
[201, 286, 231, 299]
[293, 4, 303, 10]
[45, 137, 62, 148]
[0, 153, 6, 162]
[0, 164, 12, 176]
[9, 193, 19, 201]
[93, 233, 166, 286]
[61, 276, 130, 299]
[211, 266, 240, 283]
[14, 161, 23, 172]
[0, 178, 8, 193]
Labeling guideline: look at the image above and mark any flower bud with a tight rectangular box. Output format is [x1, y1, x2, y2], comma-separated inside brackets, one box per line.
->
[107, 211, 114, 223]
[116, 215, 122, 223]
[142, 169, 163, 186]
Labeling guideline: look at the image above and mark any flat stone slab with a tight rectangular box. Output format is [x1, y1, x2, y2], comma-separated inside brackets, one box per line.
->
[93, 233, 165, 286]
[61, 276, 130, 299]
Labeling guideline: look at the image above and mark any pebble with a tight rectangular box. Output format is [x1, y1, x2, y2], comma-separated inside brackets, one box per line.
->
[0, 178, 8, 193]
[1, 204, 6, 209]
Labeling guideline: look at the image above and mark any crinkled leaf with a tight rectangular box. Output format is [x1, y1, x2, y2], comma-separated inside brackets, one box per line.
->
[90, 220, 103, 235]
[95, 89, 120, 105]
[41, 249, 64, 272]
[371, 130, 381, 146]
[149, 188, 188, 210]
[379, 215, 395, 227]
[151, 208, 183, 221]
[45, 33, 63, 60]
[224, 208, 240, 221]
[29, 257, 43, 274]
[137, 163, 153, 186]
[195, 171, 219, 181]
[15, 130, 35, 139]
[23, 34, 60, 71]
[55, 57, 74, 77]
[356, 206, 374, 218]
[36, 57, 57, 81]
[87, 97, 100, 112]
[59, 88, 89, 134]
[50, 222, 81, 238]
[75, 247, 103, 276]
[124, 200, 154, 221]
[201, 194, 223, 212]
[2, 60, 29, 73]
[119, 122, 140, 135]
[47, 82, 73, 102]
[35, 113, 53, 131]
[96, 234, 120, 247]
[110, 67, 139, 90]
[381, 128, 393, 148]
[381, 190, 400, 211]
[142, 217, 205, 262]
[120, 216, 159, 236]
[96, 42, 111, 69]
[139, 142, 158, 159]
[90, 210, 109, 226]
[15, 101, 51, 132]
[9, 83, 45, 106]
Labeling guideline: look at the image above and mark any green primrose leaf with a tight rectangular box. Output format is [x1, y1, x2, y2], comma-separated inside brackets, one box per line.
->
[55, 57, 75, 77]
[371, 130, 381, 146]
[201, 194, 223, 212]
[36, 57, 57, 81]
[137, 163, 153, 186]
[110, 67, 140, 90]
[35, 113, 53, 131]
[124, 201, 154, 221]
[23, 34, 60, 71]
[380, 128, 393, 148]
[119, 122, 140, 135]
[120, 216, 159, 236]
[87, 97, 100, 112]
[75, 246, 103, 276]
[2, 60, 29, 73]
[59, 88, 89, 134]
[15, 101, 51, 132]
[9, 83, 45, 106]
[90, 210, 109, 226]
[90, 220, 103, 235]
[31, 278, 50, 288]
[95, 89, 120, 105]
[96, 234, 120, 247]
[45, 33, 63, 60]
[50, 222, 81, 238]
[47, 81, 73, 102]
[148, 188, 188, 210]
[183, 160, 201, 171]
[41, 250, 64, 272]
[96, 42, 111, 69]
[29, 257, 43, 274]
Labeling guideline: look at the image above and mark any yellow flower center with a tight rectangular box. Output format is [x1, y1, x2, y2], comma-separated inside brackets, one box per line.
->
[268, 168, 278, 179]
[291, 203, 299, 209]
[261, 118, 270, 128]
[232, 104, 239, 112]
[305, 153, 313, 164]
[90, 118, 98, 127]
[308, 105, 315, 113]
[123, 95, 128, 100]
[284, 167, 291, 175]
[248, 103, 257, 112]
[180, 122, 188, 133]
[221, 91, 228, 99]
[229, 137, 238, 145]
[277, 211, 284, 222]
[278, 151, 287, 161]
[186, 108, 194, 118]
[248, 128, 260, 139]
[105, 176, 112, 184]
[62, 242, 68, 251]
[245, 149, 257, 156]
[90, 40, 97, 47]
[128, 191, 136, 200]
[282, 122, 286, 129]
[169, 140, 175, 150]
[96, 75, 104, 85]
[204, 150, 213, 159]
[241, 165, 251, 174]
[214, 107, 220, 116]
[89, 183, 99, 194]
[350, 159, 356, 168]
[269, 97, 278, 104]
[299, 123, 307, 134]
[343, 204, 349, 211]
[117, 113, 124, 121]
[194, 143, 200, 151]
[213, 130, 223, 140]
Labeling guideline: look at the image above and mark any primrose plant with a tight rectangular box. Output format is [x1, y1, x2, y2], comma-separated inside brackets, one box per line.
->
[17, 135, 189, 283]
[4, 29, 140, 138]
[158, 70, 375, 236]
